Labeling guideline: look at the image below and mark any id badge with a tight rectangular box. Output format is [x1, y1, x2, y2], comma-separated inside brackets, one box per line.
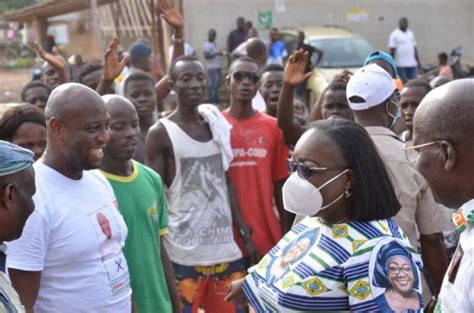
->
[103, 253, 130, 296]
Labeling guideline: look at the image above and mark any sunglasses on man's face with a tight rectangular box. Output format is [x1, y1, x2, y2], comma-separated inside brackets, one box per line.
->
[232, 71, 260, 83]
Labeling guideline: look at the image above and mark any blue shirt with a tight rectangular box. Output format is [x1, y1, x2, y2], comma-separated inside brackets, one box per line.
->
[268, 41, 288, 66]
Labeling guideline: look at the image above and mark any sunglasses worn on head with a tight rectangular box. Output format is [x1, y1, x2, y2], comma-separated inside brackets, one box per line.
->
[287, 160, 348, 179]
[232, 71, 260, 83]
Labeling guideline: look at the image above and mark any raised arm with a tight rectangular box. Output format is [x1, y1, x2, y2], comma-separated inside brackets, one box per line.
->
[34, 42, 69, 84]
[307, 69, 352, 123]
[96, 37, 131, 95]
[314, 47, 324, 66]
[277, 49, 312, 146]
[154, 0, 185, 101]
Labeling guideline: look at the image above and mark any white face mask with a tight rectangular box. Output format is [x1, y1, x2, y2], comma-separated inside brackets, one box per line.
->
[282, 169, 349, 216]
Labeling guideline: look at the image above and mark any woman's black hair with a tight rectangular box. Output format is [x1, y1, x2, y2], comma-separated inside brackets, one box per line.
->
[311, 118, 400, 221]
[0, 103, 46, 141]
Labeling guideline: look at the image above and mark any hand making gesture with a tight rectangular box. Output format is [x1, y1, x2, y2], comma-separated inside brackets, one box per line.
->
[331, 69, 353, 84]
[34, 41, 68, 83]
[103, 37, 130, 81]
[283, 49, 313, 87]
[154, 0, 184, 31]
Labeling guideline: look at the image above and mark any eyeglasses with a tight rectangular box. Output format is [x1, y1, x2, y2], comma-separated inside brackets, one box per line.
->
[388, 265, 413, 275]
[232, 71, 260, 83]
[402, 141, 442, 163]
[287, 160, 348, 179]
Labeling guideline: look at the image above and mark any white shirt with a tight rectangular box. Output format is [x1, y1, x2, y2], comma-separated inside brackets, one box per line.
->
[160, 119, 242, 266]
[388, 28, 418, 67]
[437, 200, 474, 312]
[7, 162, 131, 313]
[203, 41, 223, 69]
[252, 91, 266, 112]
[168, 43, 195, 63]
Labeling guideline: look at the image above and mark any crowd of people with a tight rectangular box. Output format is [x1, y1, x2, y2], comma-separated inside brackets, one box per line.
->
[0, 1, 473, 312]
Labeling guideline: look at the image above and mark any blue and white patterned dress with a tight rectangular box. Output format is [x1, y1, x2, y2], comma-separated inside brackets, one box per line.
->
[243, 217, 424, 312]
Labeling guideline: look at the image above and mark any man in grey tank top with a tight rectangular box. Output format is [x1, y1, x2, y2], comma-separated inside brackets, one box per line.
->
[146, 55, 257, 313]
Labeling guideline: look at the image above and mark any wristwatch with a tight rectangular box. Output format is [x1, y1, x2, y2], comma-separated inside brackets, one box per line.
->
[239, 226, 252, 239]
[171, 35, 184, 43]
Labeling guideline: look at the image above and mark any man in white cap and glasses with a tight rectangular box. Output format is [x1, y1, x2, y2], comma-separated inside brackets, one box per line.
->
[346, 63, 450, 307]
[0, 140, 36, 313]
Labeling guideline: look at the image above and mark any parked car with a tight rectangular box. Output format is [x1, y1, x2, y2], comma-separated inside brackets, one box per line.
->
[280, 26, 375, 104]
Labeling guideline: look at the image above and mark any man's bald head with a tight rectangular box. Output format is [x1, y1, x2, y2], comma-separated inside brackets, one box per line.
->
[102, 94, 137, 118]
[246, 38, 268, 69]
[101, 95, 139, 162]
[413, 79, 474, 208]
[414, 79, 474, 145]
[45, 83, 106, 122]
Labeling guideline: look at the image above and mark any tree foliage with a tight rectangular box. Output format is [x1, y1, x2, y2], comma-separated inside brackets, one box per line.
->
[0, 0, 38, 14]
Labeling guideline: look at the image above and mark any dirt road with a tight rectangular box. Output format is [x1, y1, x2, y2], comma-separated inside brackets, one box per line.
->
[0, 69, 31, 104]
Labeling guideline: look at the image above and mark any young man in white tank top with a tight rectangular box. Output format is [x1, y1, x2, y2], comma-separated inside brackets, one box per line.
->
[146, 56, 257, 313]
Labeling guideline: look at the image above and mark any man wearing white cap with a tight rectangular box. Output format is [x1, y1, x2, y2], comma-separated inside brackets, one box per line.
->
[346, 63, 449, 306]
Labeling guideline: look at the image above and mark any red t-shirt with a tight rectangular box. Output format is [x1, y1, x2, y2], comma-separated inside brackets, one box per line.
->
[223, 111, 289, 256]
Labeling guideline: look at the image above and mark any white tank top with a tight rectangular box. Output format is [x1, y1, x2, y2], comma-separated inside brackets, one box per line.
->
[160, 118, 242, 266]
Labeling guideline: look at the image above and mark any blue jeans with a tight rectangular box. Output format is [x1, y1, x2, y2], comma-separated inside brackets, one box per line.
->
[207, 68, 221, 105]
[397, 66, 418, 83]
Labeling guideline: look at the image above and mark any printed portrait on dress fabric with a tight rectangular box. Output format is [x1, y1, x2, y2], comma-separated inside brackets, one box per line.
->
[266, 228, 320, 283]
[369, 237, 423, 313]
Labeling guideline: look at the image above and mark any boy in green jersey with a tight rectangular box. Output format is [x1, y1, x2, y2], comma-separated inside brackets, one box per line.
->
[100, 95, 180, 312]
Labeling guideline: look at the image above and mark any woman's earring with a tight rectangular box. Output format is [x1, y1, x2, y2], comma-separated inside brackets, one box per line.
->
[345, 189, 352, 198]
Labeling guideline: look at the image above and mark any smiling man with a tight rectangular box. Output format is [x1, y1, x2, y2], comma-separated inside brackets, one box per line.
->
[7, 83, 132, 313]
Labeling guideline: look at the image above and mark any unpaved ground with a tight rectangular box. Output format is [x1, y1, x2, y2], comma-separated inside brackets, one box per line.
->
[0, 69, 31, 104]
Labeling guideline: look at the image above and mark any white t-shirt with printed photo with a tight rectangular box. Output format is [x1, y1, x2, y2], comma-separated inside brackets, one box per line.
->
[7, 162, 131, 313]
[388, 28, 418, 67]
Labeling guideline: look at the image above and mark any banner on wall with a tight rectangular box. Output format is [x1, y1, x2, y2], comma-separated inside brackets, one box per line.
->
[257, 10, 273, 30]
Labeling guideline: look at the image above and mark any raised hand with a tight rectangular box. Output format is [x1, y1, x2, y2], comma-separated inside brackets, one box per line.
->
[331, 69, 353, 84]
[103, 37, 130, 81]
[34, 41, 67, 74]
[155, 0, 184, 30]
[283, 49, 312, 87]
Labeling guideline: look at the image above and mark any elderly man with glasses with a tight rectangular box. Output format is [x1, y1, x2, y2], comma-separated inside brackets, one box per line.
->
[410, 78, 474, 312]
[346, 63, 450, 309]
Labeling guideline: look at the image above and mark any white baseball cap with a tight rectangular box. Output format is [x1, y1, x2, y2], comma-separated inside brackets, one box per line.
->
[346, 63, 396, 111]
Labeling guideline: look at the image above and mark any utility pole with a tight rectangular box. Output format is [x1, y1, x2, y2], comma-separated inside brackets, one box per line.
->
[90, 0, 104, 58]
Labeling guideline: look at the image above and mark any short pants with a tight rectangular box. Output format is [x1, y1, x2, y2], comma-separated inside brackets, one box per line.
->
[173, 258, 247, 313]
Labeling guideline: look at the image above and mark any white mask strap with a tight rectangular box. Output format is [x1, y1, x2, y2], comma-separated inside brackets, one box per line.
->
[318, 169, 349, 191]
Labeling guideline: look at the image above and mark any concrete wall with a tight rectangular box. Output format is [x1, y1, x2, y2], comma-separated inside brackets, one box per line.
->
[183, 0, 474, 65]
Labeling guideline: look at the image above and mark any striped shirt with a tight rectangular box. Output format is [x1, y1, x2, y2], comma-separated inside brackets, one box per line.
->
[243, 217, 424, 312]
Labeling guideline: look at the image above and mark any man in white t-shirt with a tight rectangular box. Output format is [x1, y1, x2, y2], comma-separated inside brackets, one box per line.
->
[203, 29, 223, 105]
[7, 83, 132, 313]
[388, 17, 421, 83]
